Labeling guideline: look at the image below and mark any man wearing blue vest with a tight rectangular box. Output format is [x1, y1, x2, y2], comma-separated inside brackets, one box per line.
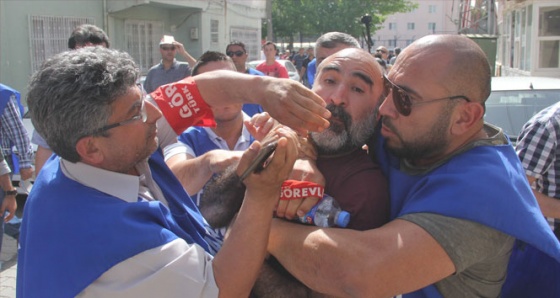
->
[17, 47, 330, 297]
[165, 51, 255, 243]
[267, 35, 560, 297]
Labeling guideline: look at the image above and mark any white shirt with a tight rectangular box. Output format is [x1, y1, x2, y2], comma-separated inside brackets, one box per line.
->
[59, 159, 219, 297]
[163, 113, 252, 161]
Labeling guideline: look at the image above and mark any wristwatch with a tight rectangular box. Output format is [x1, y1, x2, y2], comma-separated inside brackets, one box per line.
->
[5, 189, 17, 196]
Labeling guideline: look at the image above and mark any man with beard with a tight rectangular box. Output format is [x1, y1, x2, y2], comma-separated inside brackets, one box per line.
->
[267, 35, 560, 297]
[308, 47, 389, 230]
[199, 48, 390, 297]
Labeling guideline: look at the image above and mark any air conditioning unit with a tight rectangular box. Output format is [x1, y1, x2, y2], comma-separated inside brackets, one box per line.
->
[190, 28, 199, 40]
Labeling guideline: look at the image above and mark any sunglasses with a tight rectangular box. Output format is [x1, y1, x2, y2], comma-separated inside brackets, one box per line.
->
[226, 50, 245, 57]
[376, 49, 387, 54]
[383, 75, 470, 117]
[161, 46, 175, 51]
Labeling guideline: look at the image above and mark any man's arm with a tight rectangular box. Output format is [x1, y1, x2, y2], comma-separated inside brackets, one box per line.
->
[173, 41, 197, 68]
[1, 96, 34, 180]
[527, 176, 560, 219]
[166, 146, 242, 196]
[268, 219, 455, 297]
[192, 70, 330, 135]
[212, 130, 299, 297]
[0, 158, 16, 222]
[34, 145, 52, 174]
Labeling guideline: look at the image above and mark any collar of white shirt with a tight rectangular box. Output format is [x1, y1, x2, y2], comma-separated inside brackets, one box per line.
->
[60, 157, 167, 205]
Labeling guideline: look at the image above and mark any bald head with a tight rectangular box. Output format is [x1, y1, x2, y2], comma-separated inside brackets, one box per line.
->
[393, 35, 491, 104]
[316, 48, 384, 84]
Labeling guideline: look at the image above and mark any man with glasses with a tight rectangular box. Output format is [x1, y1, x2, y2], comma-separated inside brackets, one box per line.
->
[267, 34, 560, 297]
[143, 35, 196, 94]
[225, 41, 265, 116]
[18, 46, 330, 297]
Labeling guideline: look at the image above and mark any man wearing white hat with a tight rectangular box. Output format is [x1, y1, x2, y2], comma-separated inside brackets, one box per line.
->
[144, 35, 197, 94]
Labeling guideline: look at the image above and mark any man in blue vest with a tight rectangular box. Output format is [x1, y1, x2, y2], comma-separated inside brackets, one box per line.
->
[17, 46, 329, 297]
[267, 34, 560, 297]
[0, 83, 33, 249]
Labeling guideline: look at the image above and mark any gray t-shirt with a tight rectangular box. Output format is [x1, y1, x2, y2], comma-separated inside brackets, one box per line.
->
[401, 213, 514, 297]
[143, 59, 192, 94]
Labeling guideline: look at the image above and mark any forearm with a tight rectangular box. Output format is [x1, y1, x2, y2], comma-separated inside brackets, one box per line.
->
[533, 189, 560, 219]
[268, 220, 370, 297]
[168, 155, 213, 195]
[34, 146, 53, 174]
[0, 172, 14, 191]
[194, 70, 261, 107]
[180, 51, 197, 68]
[212, 189, 277, 297]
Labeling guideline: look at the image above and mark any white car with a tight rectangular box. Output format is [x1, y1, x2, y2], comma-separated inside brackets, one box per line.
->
[247, 59, 301, 82]
[485, 76, 560, 143]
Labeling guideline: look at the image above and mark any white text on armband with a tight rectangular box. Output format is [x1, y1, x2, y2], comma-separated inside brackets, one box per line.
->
[163, 84, 201, 118]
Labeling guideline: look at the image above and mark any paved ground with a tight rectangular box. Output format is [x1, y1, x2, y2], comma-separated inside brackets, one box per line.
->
[0, 233, 17, 298]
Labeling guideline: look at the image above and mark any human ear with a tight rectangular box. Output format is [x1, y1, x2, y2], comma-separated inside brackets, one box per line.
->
[75, 136, 105, 165]
[450, 102, 484, 135]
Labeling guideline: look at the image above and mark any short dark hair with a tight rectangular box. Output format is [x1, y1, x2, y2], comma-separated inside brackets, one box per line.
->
[262, 41, 277, 51]
[394, 47, 402, 55]
[68, 24, 110, 49]
[226, 41, 246, 53]
[315, 32, 359, 53]
[192, 51, 232, 76]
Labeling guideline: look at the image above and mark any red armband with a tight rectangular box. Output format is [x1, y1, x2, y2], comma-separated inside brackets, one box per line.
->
[280, 180, 324, 201]
[150, 77, 216, 135]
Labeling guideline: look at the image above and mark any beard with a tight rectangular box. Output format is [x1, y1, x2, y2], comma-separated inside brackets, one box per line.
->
[382, 104, 453, 161]
[310, 103, 377, 155]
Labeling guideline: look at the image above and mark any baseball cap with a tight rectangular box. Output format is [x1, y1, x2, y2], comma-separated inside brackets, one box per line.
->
[160, 35, 175, 45]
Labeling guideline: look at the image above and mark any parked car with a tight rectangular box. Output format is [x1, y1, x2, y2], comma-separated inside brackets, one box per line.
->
[247, 59, 301, 82]
[485, 76, 560, 144]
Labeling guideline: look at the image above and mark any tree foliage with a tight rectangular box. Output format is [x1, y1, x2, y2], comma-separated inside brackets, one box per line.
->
[265, 0, 417, 44]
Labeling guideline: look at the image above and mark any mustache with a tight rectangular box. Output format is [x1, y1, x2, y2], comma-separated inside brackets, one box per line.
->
[326, 104, 351, 124]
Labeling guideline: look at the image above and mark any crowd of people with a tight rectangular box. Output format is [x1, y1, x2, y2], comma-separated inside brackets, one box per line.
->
[4, 23, 560, 298]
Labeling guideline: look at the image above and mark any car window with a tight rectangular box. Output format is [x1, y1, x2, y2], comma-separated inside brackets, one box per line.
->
[485, 89, 560, 141]
[283, 61, 297, 72]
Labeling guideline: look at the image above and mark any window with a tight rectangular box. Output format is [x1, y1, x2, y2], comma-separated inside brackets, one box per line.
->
[407, 22, 415, 30]
[28, 15, 94, 72]
[429, 5, 436, 13]
[388, 40, 396, 47]
[211, 19, 219, 44]
[125, 20, 164, 74]
[388, 22, 397, 30]
[230, 27, 260, 61]
[538, 6, 560, 68]
[428, 22, 436, 32]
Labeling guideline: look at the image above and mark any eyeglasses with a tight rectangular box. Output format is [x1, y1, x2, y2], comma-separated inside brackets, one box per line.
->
[161, 46, 175, 51]
[226, 50, 245, 57]
[93, 84, 148, 134]
[376, 49, 387, 54]
[383, 75, 470, 117]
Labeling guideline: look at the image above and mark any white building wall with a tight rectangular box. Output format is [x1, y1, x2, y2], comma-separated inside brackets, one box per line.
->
[373, 0, 460, 50]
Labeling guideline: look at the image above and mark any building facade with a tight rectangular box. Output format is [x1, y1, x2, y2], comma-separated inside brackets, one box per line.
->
[0, 0, 265, 102]
[372, 0, 460, 50]
[495, 0, 560, 78]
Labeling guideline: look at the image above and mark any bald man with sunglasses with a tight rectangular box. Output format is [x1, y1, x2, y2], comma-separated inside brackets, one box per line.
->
[267, 34, 560, 297]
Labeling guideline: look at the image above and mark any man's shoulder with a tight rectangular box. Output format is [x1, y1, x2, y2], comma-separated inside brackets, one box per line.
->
[146, 64, 162, 76]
